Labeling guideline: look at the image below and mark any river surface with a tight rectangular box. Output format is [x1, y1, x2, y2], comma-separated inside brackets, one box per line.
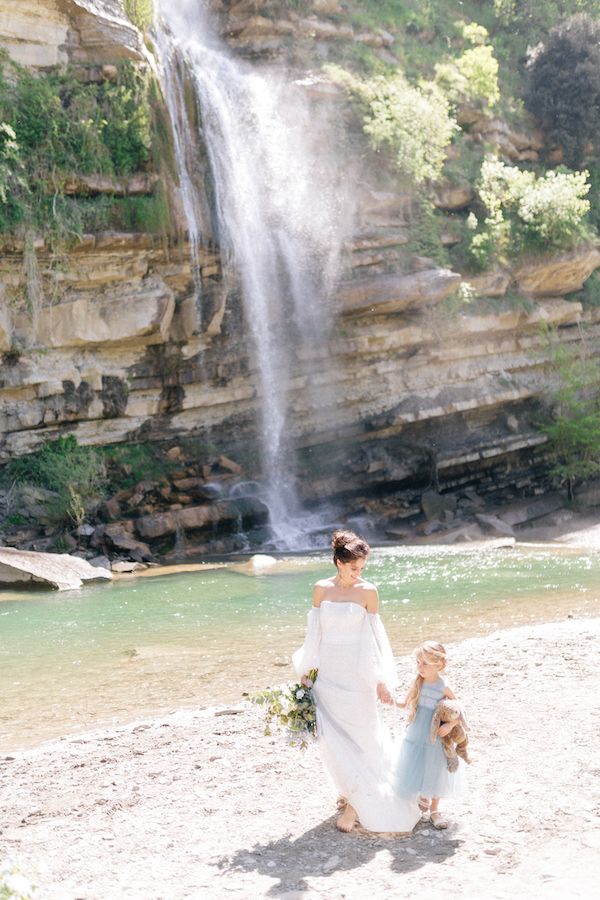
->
[1, 544, 599, 751]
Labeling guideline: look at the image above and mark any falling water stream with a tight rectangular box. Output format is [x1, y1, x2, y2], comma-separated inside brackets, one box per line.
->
[154, 1, 350, 547]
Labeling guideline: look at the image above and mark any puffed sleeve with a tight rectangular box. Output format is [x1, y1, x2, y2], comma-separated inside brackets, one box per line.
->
[358, 613, 398, 689]
[292, 607, 321, 677]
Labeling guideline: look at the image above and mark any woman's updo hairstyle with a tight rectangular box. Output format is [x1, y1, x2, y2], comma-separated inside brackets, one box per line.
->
[332, 529, 370, 566]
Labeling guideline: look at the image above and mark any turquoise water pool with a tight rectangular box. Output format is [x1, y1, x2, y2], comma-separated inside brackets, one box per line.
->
[1, 544, 599, 750]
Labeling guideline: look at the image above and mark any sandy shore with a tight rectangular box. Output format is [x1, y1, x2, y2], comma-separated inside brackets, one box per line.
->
[1, 615, 599, 899]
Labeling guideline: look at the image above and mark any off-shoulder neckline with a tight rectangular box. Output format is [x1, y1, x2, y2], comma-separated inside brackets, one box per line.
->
[318, 599, 369, 612]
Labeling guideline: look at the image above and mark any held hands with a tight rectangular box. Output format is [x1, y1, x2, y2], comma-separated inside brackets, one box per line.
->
[376, 683, 394, 705]
[438, 722, 454, 738]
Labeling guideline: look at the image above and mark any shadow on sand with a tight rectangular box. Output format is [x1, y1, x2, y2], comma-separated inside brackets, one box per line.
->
[218, 814, 462, 894]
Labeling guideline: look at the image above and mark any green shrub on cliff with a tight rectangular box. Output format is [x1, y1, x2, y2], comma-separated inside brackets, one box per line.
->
[468, 158, 593, 269]
[0, 55, 151, 237]
[325, 65, 457, 184]
[3, 435, 106, 528]
[124, 0, 153, 32]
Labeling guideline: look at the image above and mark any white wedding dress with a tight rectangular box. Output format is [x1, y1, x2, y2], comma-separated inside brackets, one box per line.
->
[293, 600, 420, 833]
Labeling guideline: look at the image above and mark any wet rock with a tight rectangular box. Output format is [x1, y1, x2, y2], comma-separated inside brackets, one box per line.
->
[475, 513, 515, 538]
[111, 560, 148, 573]
[0, 547, 112, 590]
[433, 184, 474, 211]
[88, 555, 111, 571]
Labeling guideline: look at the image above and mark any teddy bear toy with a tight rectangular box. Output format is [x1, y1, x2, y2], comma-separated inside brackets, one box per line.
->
[430, 698, 471, 773]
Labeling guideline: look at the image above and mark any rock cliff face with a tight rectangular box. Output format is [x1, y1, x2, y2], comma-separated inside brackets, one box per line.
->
[1, 0, 599, 556]
[0, 0, 144, 67]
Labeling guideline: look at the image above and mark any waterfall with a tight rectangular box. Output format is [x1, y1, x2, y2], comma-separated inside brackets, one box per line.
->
[153, 0, 350, 547]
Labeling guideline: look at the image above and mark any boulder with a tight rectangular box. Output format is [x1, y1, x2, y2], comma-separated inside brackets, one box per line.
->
[514, 247, 600, 297]
[103, 525, 152, 560]
[0, 546, 112, 590]
[474, 513, 515, 538]
[36, 278, 175, 348]
[337, 269, 461, 317]
[229, 554, 278, 575]
[433, 184, 474, 211]
[495, 494, 565, 527]
[466, 270, 511, 298]
[421, 489, 457, 521]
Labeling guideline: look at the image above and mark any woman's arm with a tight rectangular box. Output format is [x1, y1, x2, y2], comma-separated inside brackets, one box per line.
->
[368, 587, 394, 702]
[364, 585, 379, 613]
[312, 583, 326, 607]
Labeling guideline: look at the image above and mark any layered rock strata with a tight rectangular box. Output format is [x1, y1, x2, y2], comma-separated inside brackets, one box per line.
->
[1, 1, 600, 560]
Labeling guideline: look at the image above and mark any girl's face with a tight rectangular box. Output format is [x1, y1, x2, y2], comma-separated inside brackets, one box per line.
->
[416, 653, 442, 680]
[337, 557, 366, 584]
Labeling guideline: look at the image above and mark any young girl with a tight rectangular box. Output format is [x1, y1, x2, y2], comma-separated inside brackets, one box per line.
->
[394, 640, 467, 829]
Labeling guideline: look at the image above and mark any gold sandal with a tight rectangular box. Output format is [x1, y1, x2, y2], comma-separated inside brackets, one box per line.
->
[430, 811, 449, 829]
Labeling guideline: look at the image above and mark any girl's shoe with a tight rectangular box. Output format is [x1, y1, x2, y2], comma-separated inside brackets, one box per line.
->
[430, 811, 448, 829]
[418, 796, 430, 812]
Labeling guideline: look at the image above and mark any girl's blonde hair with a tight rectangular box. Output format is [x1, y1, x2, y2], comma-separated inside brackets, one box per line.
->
[405, 641, 447, 724]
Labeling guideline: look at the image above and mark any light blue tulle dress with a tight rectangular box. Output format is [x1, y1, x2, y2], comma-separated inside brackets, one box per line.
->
[394, 675, 467, 799]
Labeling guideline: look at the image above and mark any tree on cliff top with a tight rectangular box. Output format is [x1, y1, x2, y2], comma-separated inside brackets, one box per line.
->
[525, 13, 600, 168]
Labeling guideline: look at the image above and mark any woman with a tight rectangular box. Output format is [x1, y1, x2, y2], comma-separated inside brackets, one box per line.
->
[293, 529, 420, 833]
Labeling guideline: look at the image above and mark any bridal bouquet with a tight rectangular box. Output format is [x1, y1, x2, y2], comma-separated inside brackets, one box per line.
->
[250, 669, 318, 749]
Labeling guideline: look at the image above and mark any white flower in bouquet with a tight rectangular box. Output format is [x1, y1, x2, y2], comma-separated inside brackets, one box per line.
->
[0, 859, 37, 900]
[251, 668, 318, 749]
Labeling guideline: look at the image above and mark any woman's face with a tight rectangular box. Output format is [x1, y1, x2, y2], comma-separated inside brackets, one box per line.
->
[337, 556, 366, 584]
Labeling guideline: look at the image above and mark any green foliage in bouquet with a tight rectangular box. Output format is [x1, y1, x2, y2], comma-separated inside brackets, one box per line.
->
[0, 858, 37, 900]
[251, 669, 318, 749]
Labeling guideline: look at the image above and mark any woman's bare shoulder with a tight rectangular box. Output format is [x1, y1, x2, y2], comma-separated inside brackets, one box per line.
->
[359, 580, 379, 612]
[359, 579, 378, 592]
[312, 578, 334, 606]
[314, 577, 335, 589]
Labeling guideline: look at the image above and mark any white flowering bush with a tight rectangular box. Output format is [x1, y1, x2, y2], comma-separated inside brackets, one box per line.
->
[0, 859, 37, 900]
[325, 65, 457, 184]
[435, 23, 500, 109]
[518, 169, 591, 242]
[468, 157, 593, 268]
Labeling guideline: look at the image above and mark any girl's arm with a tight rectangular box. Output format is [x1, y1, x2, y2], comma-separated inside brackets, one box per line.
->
[394, 690, 409, 709]
[439, 684, 467, 736]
